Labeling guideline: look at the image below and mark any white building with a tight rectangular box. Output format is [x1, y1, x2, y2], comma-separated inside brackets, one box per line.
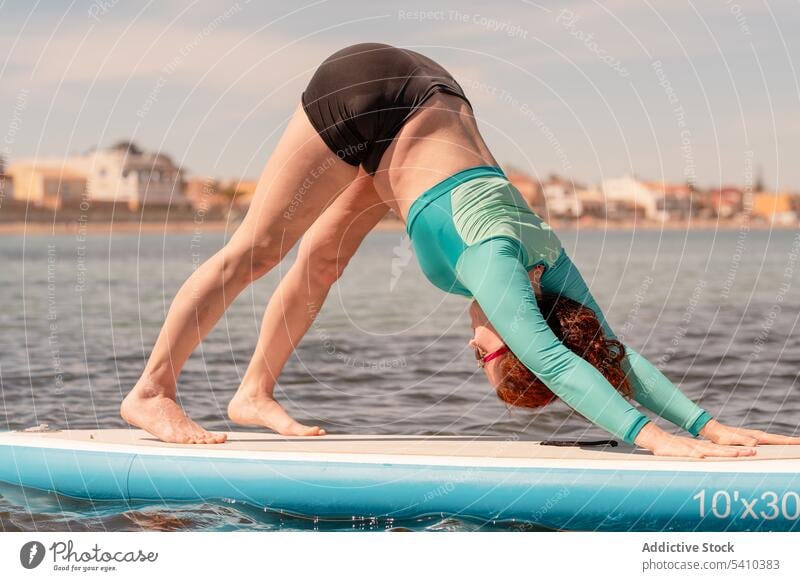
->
[601, 175, 660, 220]
[7, 162, 86, 208]
[575, 187, 606, 219]
[541, 175, 582, 218]
[10, 142, 185, 209]
[69, 141, 184, 209]
[0, 156, 11, 201]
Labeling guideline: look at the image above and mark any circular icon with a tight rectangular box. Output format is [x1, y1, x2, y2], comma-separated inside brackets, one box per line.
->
[20, 541, 46, 569]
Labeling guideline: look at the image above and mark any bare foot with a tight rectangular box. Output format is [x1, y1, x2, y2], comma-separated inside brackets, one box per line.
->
[227, 390, 326, 436]
[120, 379, 227, 444]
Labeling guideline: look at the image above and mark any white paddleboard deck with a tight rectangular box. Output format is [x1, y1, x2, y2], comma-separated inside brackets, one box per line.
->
[1, 428, 799, 469]
[1, 428, 799, 531]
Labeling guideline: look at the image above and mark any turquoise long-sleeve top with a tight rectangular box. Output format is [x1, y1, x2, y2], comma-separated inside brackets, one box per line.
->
[406, 165, 713, 444]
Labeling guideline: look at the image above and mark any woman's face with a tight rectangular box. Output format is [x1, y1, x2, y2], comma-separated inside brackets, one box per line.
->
[468, 265, 544, 385]
[468, 300, 505, 385]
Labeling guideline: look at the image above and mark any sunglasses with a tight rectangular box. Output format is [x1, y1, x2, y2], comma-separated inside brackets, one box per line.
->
[473, 345, 510, 368]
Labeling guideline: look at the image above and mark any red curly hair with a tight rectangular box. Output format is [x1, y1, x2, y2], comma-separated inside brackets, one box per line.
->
[493, 292, 632, 408]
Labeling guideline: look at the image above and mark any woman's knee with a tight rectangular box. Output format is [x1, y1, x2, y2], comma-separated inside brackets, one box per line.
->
[296, 239, 352, 288]
[311, 260, 348, 288]
[223, 237, 286, 284]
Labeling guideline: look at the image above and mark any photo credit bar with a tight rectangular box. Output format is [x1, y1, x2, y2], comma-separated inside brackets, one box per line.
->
[1, 532, 800, 580]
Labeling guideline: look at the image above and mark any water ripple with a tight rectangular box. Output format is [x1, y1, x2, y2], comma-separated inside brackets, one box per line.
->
[1, 229, 798, 530]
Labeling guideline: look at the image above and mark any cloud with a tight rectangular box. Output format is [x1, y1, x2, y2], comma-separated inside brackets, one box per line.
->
[0, 0, 797, 185]
[1, 23, 329, 93]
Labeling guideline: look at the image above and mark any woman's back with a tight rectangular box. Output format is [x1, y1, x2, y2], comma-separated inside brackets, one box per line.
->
[373, 91, 498, 221]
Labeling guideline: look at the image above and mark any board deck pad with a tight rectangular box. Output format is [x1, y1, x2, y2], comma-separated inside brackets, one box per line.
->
[1, 429, 799, 531]
[4, 428, 800, 461]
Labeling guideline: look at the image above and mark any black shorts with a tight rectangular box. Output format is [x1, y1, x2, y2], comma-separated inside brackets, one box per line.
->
[301, 43, 472, 175]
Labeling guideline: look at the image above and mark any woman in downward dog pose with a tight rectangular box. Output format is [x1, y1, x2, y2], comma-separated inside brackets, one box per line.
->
[121, 43, 799, 455]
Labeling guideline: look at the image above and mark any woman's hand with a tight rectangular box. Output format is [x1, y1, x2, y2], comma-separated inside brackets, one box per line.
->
[634, 422, 757, 458]
[698, 419, 800, 446]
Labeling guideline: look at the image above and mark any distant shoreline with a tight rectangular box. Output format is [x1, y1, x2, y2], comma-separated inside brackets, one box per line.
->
[0, 218, 793, 236]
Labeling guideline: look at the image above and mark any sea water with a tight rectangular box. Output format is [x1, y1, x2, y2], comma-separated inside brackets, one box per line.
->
[1, 227, 798, 531]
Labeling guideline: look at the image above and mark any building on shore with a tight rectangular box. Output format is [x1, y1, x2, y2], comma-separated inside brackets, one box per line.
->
[645, 181, 696, 222]
[601, 175, 659, 220]
[0, 156, 12, 202]
[9, 141, 187, 211]
[186, 176, 259, 210]
[69, 141, 186, 210]
[505, 169, 546, 217]
[7, 162, 87, 208]
[185, 177, 227, 210]
[709, 187, 746, 218]
[751, 191, 798, 224]
[600, 175, 712, 222]
[575, 187, 606, 220]
[540, 174, 582, 219]
[218, 178, 259, 208]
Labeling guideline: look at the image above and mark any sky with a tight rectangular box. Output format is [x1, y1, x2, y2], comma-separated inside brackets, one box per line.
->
[1, 0, 798, 190]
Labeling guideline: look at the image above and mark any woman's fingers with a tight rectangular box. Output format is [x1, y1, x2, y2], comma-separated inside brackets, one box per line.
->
[704, 424, 800, 446]
[716, 433, 760, 446]
[721, 426, 800, 445]
[697, 441, 757, 457]
[652, 436, 757, 458]
[753, 431, 800, 445]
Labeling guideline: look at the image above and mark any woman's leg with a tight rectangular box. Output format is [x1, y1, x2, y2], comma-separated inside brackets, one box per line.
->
[227, 170, 389, 435]
[121, 103, 359, 444]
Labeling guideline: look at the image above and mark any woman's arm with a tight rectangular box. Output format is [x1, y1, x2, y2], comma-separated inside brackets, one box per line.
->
[457, 237, 760, 458]
[535, 250, 715, 437]
[455, 237, 651, 444]
[621, 351, 800, 445]
[623, 351, 800, 445]
[621, 347, 712, 435]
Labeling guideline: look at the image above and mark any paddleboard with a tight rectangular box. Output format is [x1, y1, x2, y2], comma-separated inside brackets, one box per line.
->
[1, 427, 799, 531]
